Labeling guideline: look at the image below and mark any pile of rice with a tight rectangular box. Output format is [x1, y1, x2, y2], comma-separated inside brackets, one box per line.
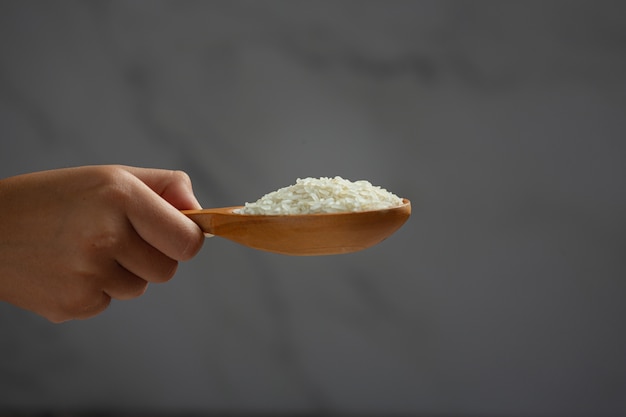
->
[236, 176, 404, 215]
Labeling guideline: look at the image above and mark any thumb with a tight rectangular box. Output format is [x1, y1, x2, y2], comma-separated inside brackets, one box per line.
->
[119, 166, 202, 210]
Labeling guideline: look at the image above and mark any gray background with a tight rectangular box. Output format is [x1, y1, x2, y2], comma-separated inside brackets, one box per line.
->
[1, 1, 626, 416]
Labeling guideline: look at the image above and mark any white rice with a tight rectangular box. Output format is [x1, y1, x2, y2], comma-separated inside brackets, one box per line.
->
[235, 176, 404, 215]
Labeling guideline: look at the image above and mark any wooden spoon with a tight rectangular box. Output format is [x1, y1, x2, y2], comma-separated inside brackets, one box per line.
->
[182, 198, 411, 256]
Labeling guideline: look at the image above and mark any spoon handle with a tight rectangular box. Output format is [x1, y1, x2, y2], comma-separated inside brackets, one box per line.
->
[181, 206, 243, 236]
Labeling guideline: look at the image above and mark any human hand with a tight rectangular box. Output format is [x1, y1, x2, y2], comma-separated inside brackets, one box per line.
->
[0, 165, 205, 322]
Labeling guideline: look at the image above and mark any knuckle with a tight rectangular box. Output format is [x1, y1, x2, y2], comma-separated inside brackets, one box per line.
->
[160, 260, 179, 282]
[179, 231, 204, 261]
[89, 165, 134, 206]
[99, 182, 132, 207]
[56, 287, 111, 321]
[126, 279, 149, 298]
[148, 259, 179, 283]
[172, 170, 192, 186]
[85, 228, 123, 255]
[47, 312, 71, 324]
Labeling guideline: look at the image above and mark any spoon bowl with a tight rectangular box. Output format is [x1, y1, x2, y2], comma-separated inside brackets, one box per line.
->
[183, 199, 411, 256]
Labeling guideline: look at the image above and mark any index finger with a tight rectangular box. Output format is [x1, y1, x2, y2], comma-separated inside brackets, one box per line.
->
[120, 167, 205, 261]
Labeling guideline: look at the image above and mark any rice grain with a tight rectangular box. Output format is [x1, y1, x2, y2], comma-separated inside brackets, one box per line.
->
[236, 177, 404, 215]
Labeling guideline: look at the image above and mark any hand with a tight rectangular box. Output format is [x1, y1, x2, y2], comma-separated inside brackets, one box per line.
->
[0, 165, 205, 322]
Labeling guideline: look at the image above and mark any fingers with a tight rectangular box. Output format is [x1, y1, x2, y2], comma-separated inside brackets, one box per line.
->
[1, 165, 206, 322]
[51, 250, 168, 322]
[50, 265, 146, 323]
[103, 262, 150, 301]
[114, 223, 179, 284]
[114, 166, 206, 261]
[55, 166, 203, 321]
[42, 279, 114, 323]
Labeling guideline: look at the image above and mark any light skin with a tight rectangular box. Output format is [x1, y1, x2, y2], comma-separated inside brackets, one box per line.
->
[0, 165, 205, 323]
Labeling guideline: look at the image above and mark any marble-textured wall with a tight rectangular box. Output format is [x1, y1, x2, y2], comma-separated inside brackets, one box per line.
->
[1, 1, 625, 416]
